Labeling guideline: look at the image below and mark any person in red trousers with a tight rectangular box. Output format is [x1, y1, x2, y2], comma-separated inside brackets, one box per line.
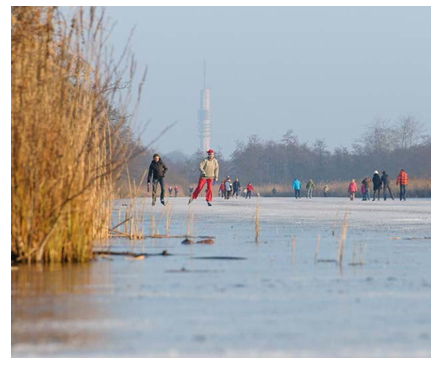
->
[188, 149, 219, 206]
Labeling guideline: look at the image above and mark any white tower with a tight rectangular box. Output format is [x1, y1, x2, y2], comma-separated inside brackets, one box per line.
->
[198, 61, 211, 153]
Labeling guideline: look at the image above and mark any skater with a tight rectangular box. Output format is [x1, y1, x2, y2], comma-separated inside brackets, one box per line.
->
[272, 187, 277, 197]
[306, 179, 315, 199]
[232, 178, 241, 198]
[361, 177, 371, 201]
[174, 186, 179, 197]
[189, 186, 194, 195]
[147, 153, 168, 206]
[292, 178, 301, 199]
[219, 180, 225, 198]
[396, 169, 408, 201]
[372, 171, 382, 201]
[360, 181, 366, 201]
[323, 185, 329, 197]
[381, 171, 394, 201]
[225, 178, 232, 199]
[245, 182, 254, 199]
[168, 186, 173, 197]
[188, 149, 219, 206]
[348, 179, 357, 201]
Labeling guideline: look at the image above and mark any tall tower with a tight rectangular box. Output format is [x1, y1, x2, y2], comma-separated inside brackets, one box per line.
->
[198, 60, 211, 153]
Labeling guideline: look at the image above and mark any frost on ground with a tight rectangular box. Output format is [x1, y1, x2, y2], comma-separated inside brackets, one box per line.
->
[12, 198, 431, 357]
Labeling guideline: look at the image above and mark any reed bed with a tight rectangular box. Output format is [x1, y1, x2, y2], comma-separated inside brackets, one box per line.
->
[11, 7, 141, 263]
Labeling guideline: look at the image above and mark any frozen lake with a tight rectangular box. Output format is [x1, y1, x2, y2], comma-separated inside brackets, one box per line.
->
[12, 197, 431, 357]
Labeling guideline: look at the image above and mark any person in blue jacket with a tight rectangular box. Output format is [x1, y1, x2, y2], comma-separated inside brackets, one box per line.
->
[292, 178, 301, 199]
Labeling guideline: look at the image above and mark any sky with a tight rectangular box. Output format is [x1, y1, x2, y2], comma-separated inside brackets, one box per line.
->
[103, 6, 430, 157]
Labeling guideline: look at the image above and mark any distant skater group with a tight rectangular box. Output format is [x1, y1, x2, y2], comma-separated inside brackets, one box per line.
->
[353, 169, 408, 202]
[147, 150, 410, 206]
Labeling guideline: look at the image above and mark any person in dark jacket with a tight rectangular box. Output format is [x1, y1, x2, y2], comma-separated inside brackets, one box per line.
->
[372, 170, 382, 201]
[147, 153, 168, 206]
[232, 178, 241, 198]
[381, 171, 394, 201]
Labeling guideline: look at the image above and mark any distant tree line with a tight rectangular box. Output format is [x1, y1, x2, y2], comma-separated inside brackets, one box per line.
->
[181, 115, 430, 185]
[120, 115, 430, 195]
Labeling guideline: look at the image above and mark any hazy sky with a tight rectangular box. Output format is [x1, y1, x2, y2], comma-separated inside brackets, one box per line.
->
[104, 6, 430, 157]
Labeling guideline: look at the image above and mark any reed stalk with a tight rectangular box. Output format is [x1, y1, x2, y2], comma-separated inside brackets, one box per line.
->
[291, 236, 296, 264]
[150, 214, 155, 236]
[352, 241, 358, 265]
[314, 234, 320, 263]
[332, 210, 339, 236]
[165, 203, 173, 236]
[359, 242, 366, 265]
[337, 210, 349, 265]
[255, 195, 260, 243]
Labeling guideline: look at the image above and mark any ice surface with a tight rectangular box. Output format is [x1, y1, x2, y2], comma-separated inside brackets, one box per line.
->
[12, 197, 431, 357]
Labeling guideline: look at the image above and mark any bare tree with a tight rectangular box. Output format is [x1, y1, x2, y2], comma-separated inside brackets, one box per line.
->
[394, 114, 426, 149]
[360, 117, 395, 155]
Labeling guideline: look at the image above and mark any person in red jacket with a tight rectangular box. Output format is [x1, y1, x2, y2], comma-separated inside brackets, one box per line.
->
[245, 182, 254, 199]
[396, 169, 408, 201]
[348, 179, 357, 201]
[219, 181, 225, 198]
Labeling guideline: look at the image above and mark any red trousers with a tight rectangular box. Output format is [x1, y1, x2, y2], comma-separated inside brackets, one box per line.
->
[192, 178, 213, 202]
